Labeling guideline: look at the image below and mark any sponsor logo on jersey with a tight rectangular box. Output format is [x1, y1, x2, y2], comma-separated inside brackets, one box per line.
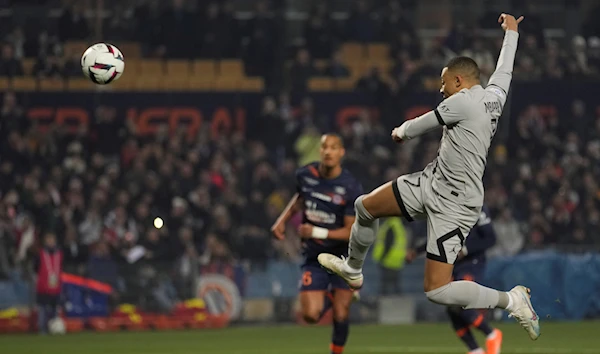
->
[438, 104, 450, 113]
[334, 186, 346, 195]
[305, 209, 337, 224]
[311, 192, 332, 202]
[332, 195, 344, 205]
[303, 177, 319, 186]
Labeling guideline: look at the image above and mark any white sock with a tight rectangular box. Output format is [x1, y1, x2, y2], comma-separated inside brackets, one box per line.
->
[346, 223, 375, 272]
[505, 292, 515, 312]
[487, 329, 498, 340]
[346, 196, 378, 271]
[425, 281, 504, 309]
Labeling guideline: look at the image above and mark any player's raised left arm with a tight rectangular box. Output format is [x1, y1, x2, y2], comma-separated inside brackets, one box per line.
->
[487, 13, 523, 99]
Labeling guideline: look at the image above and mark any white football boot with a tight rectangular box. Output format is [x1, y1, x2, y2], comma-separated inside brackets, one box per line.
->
[507, 285, 541, 340]
[317, 253, 363, 290]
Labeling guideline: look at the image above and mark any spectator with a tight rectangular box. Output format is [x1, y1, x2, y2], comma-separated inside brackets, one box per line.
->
[5, 26, 26, 59]
[294, 124, 321, 167]
[461, 38, 494, 80]
[0, 43, 24, 77]
[163, 0, 194, 58]
[244, 0, 276, 77]
[288, 48, 317, 94]
[347, 0, 377, 42]
[199, 2, 228, 59]
[33, 54, 63, 79]
[356, 67, 388, 97]
[488, 208, 524, 258]
[58, 2, 90, 41]
[304, 3, 334, 59]
[323, 50, 350, 78]
[390, 31, 421, 60]
[382, 1, 415, 43]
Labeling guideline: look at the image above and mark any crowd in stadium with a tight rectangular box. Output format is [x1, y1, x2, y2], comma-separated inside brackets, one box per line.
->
[3, 0, 600, 88]
[0, 0, 600, 309]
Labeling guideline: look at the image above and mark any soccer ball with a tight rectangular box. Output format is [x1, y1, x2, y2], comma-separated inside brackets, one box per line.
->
[81, 43, 125, 85]
[48, 317, 66, 335]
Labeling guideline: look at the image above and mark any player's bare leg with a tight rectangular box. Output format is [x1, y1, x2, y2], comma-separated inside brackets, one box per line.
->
[299, 291, 325, 324]
[330, 289, 353, 354]
[318, 182, 401, 289]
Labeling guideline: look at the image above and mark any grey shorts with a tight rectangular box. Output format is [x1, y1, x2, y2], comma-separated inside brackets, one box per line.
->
[394, 171, 480, 264]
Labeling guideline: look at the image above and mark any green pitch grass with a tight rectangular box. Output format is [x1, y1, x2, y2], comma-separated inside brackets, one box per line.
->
[1, 322, 599, 354]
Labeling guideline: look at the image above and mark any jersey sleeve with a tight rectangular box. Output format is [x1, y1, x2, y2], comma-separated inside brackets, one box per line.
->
[434, 92, 469, 126]
[486, 30, 519, 105]
[396, 92, 469, 140]
[295, 168, 303, 194]
[344, 181, 364, 216]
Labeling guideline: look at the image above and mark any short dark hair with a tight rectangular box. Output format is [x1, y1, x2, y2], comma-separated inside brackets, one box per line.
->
[446, 56, 480, 80]
[322, 133, 344, 147]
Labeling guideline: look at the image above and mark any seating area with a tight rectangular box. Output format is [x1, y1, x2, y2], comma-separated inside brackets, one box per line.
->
[4, 41, 396, 92]
[294, 42, 395, 92]
[3, 41, 265, 92]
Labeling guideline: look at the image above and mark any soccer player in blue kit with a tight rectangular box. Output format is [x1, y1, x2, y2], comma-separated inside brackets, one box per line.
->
[271, 133, 363, 354]
[407, 205, 502, 354]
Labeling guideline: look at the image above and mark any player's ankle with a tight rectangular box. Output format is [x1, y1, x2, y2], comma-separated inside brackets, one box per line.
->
[504, 291, 515, 312]
[487, 329, 498, 340]
[345, 258, 363, 273]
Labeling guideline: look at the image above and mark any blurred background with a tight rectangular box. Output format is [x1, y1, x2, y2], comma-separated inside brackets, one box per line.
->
[1, 0, 600, 339]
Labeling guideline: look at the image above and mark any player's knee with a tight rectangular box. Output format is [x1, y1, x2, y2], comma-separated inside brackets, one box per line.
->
[425, 283, 452, 305]
[302, 309, 321, 324]
[354, 195, 374, 222]
[423, 270, 452, 293]
[446, 305, 461, 316]
[332, 306, 349, 322]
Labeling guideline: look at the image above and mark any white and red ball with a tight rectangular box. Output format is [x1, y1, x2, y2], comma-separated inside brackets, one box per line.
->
[81, 43, 125, 85]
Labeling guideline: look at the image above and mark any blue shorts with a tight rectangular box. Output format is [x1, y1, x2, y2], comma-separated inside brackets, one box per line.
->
[452, 261, 484, 282]
[299, 263, 351, 292]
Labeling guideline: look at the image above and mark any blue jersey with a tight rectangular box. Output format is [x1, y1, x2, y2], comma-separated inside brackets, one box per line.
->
[296, 162, 363, 264]
[457, 205, 496, 267]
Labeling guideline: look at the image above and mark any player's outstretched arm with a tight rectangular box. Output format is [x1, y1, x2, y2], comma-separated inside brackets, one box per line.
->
[297, 215, 355, 241]
[392, 110, 442, 142]
[487, 13, 523, 98]
[271, 193, 302, 240]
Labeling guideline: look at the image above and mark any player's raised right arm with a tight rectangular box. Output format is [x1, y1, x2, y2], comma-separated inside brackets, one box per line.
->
[487, 14, 523, 98]
[271, 193, 302, 240]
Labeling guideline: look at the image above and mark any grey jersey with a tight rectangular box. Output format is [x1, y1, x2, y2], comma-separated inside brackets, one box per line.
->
[396, 30, 519, 207]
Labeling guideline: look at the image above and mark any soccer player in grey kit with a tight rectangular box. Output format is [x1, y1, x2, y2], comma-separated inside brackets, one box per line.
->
[318, 13, 541, 341]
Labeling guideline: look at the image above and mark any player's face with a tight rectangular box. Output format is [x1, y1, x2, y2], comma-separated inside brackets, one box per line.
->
[320, 135, 344, 168]
[440, 67, 460, 99]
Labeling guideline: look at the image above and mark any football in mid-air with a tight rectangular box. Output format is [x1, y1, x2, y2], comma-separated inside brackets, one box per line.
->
[81, 43, 124, 85]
